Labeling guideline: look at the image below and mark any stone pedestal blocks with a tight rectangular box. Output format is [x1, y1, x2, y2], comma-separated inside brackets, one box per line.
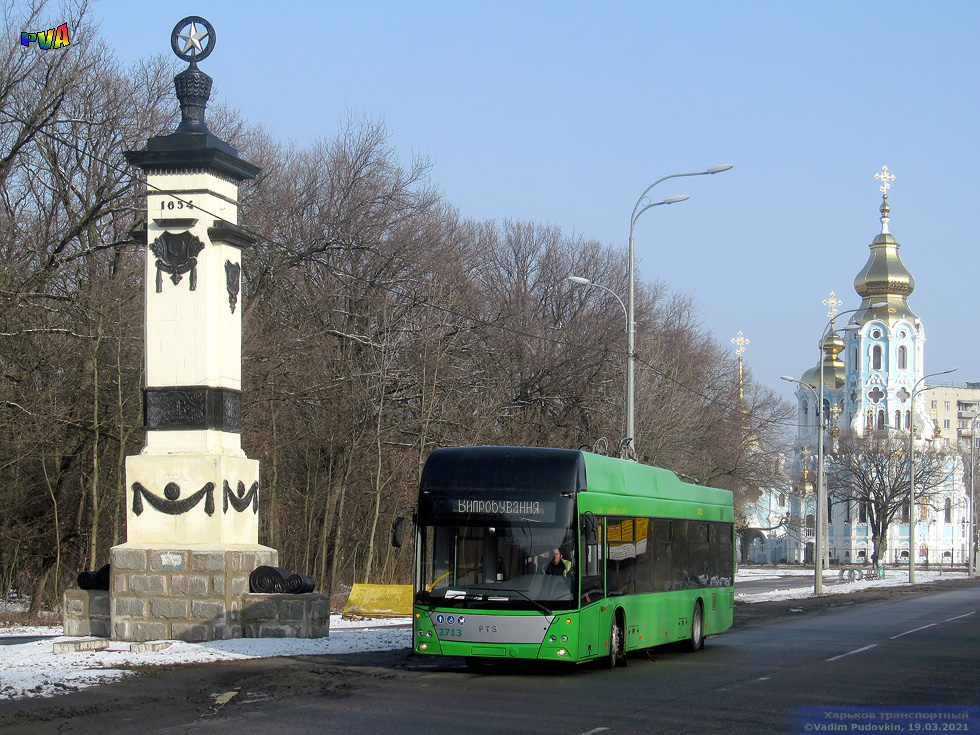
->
[109, 543, 277, 642]
[63, 589, 110, 638]
[242, 593, 330, 638]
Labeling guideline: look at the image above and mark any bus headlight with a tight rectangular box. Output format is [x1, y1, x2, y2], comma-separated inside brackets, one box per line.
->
[561, 635, 568, 643]
[549, 635, 557, 643]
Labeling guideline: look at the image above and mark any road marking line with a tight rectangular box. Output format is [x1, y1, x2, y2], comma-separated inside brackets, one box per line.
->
[577, 729, 610, 735]
[826, 644, 877, 662]
[890, 623, 937, 640]
[945, 611, 976, 622]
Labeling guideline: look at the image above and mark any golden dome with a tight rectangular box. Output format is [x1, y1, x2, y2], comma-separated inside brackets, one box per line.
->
[853, 232, 915, 298]
[800, 327, 846, 389]
[821, 328, 844, 358]
[852, 194, 919, 326]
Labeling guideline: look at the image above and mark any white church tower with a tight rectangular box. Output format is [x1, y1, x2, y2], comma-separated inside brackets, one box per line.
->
[844, 166, 929, 439]
[779, 167, 968, 569]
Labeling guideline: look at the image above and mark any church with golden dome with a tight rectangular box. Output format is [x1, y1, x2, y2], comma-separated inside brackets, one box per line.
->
[745, 168, 972, 569]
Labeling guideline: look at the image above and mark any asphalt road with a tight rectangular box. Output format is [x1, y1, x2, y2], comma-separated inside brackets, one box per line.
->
[2, 577, 978, 735]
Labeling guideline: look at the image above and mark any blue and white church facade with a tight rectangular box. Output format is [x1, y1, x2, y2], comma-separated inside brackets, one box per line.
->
[745, 169, 970, 567]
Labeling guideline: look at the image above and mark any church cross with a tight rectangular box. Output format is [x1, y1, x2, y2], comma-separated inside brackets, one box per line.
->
[875, 165, 895, 195]
[823, 291, 843, 320]
[731, 331, 750, 356]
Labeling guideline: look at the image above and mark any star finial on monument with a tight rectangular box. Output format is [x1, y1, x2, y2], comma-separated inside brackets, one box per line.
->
[168, 17, 218, 136]
[171, 16, 216, 63]
[178, 22, 208, 55]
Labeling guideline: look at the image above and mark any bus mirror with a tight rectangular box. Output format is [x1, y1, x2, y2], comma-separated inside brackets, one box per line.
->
[391, 516, 406, 548]
[582, 513, 598, 546]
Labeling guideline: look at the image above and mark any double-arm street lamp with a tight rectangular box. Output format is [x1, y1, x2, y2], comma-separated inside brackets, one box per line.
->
[570, 164, 733, 460]
[626, 165, 734, 458]
[908, 368, 957, 583]
[569, 195, 686, 458]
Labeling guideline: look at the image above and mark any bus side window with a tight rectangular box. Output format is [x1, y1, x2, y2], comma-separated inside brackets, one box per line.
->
[605, 517, 635, 596]
[653, 520, 672, 592]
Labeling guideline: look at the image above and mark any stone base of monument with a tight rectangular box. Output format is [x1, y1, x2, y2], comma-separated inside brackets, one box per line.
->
[110, 543, 275, 642]
[63, 589, 110, 638]
[73, 543, 330, 642]
[241, 593, 330, 638]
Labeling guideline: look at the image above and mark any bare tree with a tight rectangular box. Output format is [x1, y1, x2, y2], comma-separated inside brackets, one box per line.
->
[825, 432, 956, 562]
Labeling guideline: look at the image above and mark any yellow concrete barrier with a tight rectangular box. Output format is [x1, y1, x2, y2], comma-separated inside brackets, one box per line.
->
[342, 583, 413, 618]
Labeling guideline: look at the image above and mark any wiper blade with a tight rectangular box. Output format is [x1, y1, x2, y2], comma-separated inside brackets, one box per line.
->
[474, 586, 552, 615]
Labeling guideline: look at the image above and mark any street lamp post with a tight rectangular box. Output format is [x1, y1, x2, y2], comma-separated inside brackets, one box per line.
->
[970, 414, 979, 577]
[781, 306, 880, 594]
[625, 164, 733, 458]
[781, 376, 821, 586]
[908, 368, 957, 584]
[567, 275, 629, 454]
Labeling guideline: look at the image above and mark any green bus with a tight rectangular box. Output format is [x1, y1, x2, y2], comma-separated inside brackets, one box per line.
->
[396, 446, 735, 666]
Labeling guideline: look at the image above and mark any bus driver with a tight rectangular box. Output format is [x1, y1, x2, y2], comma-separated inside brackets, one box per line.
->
[545, 548, 572, 577]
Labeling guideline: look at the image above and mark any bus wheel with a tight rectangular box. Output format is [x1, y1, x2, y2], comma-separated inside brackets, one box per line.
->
[607, 616, 626, 668]
[689, 601, 704, 652]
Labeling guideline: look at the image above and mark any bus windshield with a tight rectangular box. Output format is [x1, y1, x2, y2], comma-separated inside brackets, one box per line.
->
[415, 446, 584, 612]
[419, 520, 578, 612]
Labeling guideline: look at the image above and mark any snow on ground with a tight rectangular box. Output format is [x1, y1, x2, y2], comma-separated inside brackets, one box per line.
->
[734, 566, 966, 603]
[0, 615, 412, 701]
[0, 569, 969, 700]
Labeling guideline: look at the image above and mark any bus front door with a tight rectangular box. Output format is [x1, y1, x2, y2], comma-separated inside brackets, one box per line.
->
[578, 514, 604, 660]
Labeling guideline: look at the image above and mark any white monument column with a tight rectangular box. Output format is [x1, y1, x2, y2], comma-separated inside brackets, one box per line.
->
[110, 17, 277, 642]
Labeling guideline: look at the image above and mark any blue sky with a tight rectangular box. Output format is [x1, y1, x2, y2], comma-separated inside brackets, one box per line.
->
[87, 1, 980, 407]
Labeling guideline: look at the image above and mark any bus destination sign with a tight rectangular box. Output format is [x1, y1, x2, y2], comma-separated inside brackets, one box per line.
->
[441, 498, 557, 522]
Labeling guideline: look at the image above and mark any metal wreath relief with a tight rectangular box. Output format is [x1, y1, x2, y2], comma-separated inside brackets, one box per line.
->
[223, 480, 259, 514]
[131, 481, 216, 516]
[225, 260, 240, 313]
[150, 231, 205, 292]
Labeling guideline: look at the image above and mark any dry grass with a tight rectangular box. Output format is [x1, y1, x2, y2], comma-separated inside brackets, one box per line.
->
[0, 608, 61, 628]
[0, 595, 62, 629]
